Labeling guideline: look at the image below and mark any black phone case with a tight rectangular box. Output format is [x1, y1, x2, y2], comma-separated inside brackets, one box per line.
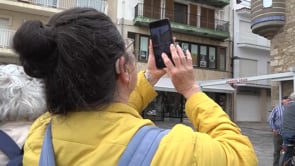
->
[149, 19, 173, 69]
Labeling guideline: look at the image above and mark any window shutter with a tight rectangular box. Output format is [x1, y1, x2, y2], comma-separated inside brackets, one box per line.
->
[208, 9, 215, 29]
[165, 0, 174, 21]
[201, 7, 215, 30]
[153, 0, 161, 19]
[189, 4, 197, 26]
[144, 0, 152, 18]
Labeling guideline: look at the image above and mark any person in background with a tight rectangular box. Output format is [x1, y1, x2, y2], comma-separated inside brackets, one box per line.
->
[13, 7, 257, 165]
[282, 92, 295, 163]
[268, 96, 289, 166]
[0, 64, 46, 166]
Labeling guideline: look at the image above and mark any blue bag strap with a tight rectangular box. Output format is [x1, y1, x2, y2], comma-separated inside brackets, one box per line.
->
[118, 125, 170, 166]
[0, 130, 23, 166]
[7, 155, 23, 166]
[0, 130, 22, 159]
[39, 122, 56, 166]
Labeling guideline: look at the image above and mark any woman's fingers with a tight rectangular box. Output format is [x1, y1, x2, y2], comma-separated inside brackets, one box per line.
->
[162, 44, 200, 98]
[170, 44, 181, 67]
[185, 49, 193, 67]
[162, 52, 174, 71]
[175, 45, 187, 65]
[148, 40, 154, 61]
[146, 39, 166, 85]
[169, 44, 188, 67]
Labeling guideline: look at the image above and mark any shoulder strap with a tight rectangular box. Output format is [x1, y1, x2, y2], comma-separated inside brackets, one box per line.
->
[39, 122, 56, 166]
[118, 125, 170, 166]
[0, 130, 23, 166]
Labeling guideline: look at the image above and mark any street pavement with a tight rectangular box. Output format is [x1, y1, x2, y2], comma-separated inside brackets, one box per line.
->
[154, 118, 273, 166]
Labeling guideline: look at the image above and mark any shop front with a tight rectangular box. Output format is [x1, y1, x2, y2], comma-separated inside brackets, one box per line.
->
[142, 77, 235, 122]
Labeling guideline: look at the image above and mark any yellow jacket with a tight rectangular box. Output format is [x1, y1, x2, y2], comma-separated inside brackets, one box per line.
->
[23, 71, 258, 166]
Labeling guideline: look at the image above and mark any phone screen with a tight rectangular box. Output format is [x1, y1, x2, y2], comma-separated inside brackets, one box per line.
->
[149, 19, 173, 68]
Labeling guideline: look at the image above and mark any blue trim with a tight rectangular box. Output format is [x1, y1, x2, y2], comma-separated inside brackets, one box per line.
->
[251, 16, 285, 26]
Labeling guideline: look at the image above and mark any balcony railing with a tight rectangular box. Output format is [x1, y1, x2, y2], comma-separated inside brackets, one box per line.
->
[0, 28, 15, 49]
[15, 0, 106, 12]
[135, 3, 229, 33]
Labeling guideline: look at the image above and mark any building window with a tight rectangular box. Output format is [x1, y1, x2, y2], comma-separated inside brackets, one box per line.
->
[36, 0, 57, 7]
[144, 0, 161, 19]
[208, 46, 216, 69]
[0, 16, 11, 27]
[200, 45, 208, 68]
[189, 4, 198, 26]
[263, 0, 272, 8]
[129, 33, 225, 71]
[181, 42, 189, 53]
[240, 58, 257, 77]
[139, 35, 149, 61]
[217, 47, 226, 71]
[191, 44, 199, 67]
[200, 7, 215, 30]
[127, 32, 136, 54]
[174, 3, 187, 24]
[165, 0, 174, 21]
[0, 16, 13, 49]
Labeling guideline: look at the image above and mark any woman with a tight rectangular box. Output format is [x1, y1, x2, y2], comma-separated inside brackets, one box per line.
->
[0, 64, 46, 166]
[13, 7, 257, 165]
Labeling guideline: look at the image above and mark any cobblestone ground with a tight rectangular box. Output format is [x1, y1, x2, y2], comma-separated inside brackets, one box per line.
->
[238, 122, 273, 166]
[154, 118, 273, 166]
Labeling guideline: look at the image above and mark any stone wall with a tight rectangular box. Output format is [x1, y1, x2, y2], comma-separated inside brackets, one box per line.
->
[271, 0, 295, 105]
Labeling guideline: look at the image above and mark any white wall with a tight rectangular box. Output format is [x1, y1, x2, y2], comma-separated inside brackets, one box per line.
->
[232, 4, 270, 81]
[117, 0, 142, 20]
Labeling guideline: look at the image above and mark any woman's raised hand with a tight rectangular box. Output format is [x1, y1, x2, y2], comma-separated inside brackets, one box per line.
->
[162, 44, 201, 99]
[145, 40, 166, 85]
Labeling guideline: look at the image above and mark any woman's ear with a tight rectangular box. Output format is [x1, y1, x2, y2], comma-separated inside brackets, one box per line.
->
[116, 56, 129, 83]
[115, 56, 127, 74]
[119, 56, 127, 74]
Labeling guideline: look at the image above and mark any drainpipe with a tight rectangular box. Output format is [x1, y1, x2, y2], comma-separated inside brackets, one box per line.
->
[231, 1, 236, 121]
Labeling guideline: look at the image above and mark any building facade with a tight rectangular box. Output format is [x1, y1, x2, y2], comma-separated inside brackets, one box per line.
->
[0, 0, 107, 63]
[0, 0, 234, 121]
[114, 0, 235, 121]
[251, 0, 295, 109]
[233, 0, 271, 122]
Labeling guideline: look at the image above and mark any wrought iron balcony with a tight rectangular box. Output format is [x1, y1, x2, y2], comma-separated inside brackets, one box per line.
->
[134, 3, 229, 40]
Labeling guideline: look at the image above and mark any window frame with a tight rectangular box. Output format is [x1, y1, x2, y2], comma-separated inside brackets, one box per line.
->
[208, 46, 217, 69]
[263, 0, 272, 8]
[0, 15, 12, 27]
[138, 35, 150, 62]
[173, 2, 188, 24]
[217, 47, 226, 71]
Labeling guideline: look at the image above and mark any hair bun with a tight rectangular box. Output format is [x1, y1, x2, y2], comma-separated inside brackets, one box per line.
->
[13, 20, 57, 78]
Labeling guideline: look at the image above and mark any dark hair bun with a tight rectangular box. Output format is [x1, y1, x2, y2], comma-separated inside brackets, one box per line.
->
[13, 20, 57, 78]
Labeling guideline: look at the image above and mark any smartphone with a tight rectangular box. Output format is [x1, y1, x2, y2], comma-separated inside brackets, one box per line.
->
[149, 19, 174, 69]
